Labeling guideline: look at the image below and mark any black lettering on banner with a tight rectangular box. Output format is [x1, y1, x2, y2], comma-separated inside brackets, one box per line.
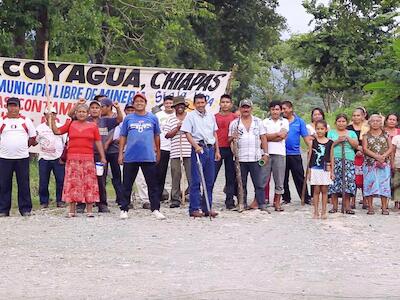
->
[87, 66, 107, 85]
[208, 73, 227, 91]
[162, 72, 182, 90]
[188, 73, 207, 90]
[106, 68, 126, 86]
[172, 73, 187, 89]
[65, 64, 85, 83]
[122, 69, 140, 87]
[150, 71, 166, 89]
[24, 61, 45, 80]
[196, 74, 213, 91]
[177, 73, 194, 90]
[3, 60, 21, 77]
[48, 63, 68, 81]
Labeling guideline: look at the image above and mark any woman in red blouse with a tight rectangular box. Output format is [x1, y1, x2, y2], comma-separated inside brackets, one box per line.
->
[51, 104, 106, 217]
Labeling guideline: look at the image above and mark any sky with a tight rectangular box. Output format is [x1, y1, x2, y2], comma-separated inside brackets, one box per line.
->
[277, 0, 330, 39]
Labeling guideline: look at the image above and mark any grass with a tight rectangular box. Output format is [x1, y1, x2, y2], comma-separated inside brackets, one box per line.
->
[11, 157, 116, 210]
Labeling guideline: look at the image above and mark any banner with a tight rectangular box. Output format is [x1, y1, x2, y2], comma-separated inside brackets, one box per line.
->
[0, 57, 231, 126]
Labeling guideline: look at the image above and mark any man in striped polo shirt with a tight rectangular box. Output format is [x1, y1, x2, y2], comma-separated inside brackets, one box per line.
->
[165, 96, 192, 208]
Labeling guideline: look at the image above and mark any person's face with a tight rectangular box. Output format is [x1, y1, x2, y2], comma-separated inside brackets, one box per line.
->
[125, 107, 135, 115]
[219, 97, 232, 112]
[89, 104, 101, 117]
[315, 123, 328, 137]
[270, 105, 282, 119]
[163, 100, 174, 113]
[370, 117, 382, 130]
[6, 103, 20, 117]
[352, 110, 363, 124]
[133, 97, 146, 112]
[282, 104, 293, 118]
[386, 115, 398, 128]
[194, 97, 207, 113]
[239, 105, 252, 117]
[100, 105, 112, 116]
[174, 103, 186, 114]
[76, 107, 89, 121]
[312, 110, 323, 122]
[335, 117, 348, 130]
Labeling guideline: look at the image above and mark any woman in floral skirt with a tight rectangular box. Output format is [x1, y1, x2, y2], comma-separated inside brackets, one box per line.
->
[363, 114, 392, 215]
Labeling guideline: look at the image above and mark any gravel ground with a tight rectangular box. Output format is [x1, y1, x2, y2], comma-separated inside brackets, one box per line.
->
[1, 164, 400, 299]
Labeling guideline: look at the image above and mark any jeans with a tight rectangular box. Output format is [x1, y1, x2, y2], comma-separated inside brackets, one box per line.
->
[156, 150, 170, 199]
[189, 147, 215, 214]
[170, 157, 191, 204]
[283, 154, 310, 202]
[0, 158, 32, 215]
[38, 158, 65, 204]
[120, 162, 160, 212]
[214, 147, 235, 207]
[240, 161, 265, 207]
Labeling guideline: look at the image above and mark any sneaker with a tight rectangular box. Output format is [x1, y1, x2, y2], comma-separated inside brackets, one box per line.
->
[169, 201, 180, 208]
[40, 203, 49, 209]
[21, 212, 31, 217]
[128, 203, 134, 209]
[153, 210, 166, 220]
[120, 210, 128, 219]
[0, 212, 9, 217]
[142, 202, 150, 210]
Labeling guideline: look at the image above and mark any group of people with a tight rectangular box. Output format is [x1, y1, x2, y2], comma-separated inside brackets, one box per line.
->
[0, 94, 399, 220]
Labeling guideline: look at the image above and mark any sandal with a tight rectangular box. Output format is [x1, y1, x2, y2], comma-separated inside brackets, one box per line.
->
[382, 210, 389, 215]
[86, 213, 95, 218]
[329, 209, 337, 214]
[275, 207, 284, 212]
[345, 210, 355, 215]
[362, 204, 369, 210]
[66, 212, 76, 218]
[367, 210, 375, 215]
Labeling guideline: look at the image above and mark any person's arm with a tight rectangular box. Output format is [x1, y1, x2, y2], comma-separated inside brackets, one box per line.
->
[165, 121, 182, 139]
[95, 140, 107, 164]
[103, 133, 113, 152]
[114, 102, 123, 124]
[362, 137, 380, 161]
[346, 134, 359, 149]
[382, 135, 393, 161]
[266, 132, 283, 142]
[118, 136, 127, 165]
[260, 134, 269, 164]
[330, 143, 335, 179]
[306, 142, 313, 180]
[185, 132, 202, 153]
[154, 134, 161, 163]
[303, 135, 312, 149]
[214, 131, 221, 161]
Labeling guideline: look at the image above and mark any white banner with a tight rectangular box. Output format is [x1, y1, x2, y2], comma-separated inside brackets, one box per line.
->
[0, 57, 231, 126]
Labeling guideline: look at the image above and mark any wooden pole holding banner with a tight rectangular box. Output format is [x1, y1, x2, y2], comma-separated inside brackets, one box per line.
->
[44, 41, 53, 113]
[225, 64, 238, 95]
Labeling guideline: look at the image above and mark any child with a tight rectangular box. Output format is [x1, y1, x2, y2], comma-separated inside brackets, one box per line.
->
[362, 114, 392, 215]
[307, 120, 333, 219]
[328, 114, 359, 214]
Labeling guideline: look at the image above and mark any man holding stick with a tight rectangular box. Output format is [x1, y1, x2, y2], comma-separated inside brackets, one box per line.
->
[165, 96, 192, 208]
[228, 99, 269, 211]
[181, 94, 221, 218]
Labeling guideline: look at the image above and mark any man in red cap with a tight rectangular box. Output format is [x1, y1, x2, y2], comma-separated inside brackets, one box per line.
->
[118, 93, 166, 220]
[0, 97, 36, 217]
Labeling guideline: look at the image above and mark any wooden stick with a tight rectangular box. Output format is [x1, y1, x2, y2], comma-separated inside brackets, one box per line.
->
[301, 143, 312, 206]
[44, 41, 52, 110]
[341, 143, 346, 213]
[179, 132, 186, 206]
[232, 118, 245, 212]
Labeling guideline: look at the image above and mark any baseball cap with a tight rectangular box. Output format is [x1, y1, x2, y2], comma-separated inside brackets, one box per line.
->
[125, 101, 134, 109]
[7, 97, 20, 106]
[239, 99, 253, 107]
[133, 93, 147, 102]
[100, 98, 113, 107]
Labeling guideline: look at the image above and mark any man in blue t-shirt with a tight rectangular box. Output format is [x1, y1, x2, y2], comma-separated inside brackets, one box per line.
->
[118, 93, 166, 220]
[282, 101, 312, 204]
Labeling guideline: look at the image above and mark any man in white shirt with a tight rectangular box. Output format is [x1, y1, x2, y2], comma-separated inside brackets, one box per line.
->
[155, 96, 174, 204]
[36, 107, 66, 209]
[262, 101, 289, 212]
[0, 97, 36, 217]
[228, 99, 269, 211]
